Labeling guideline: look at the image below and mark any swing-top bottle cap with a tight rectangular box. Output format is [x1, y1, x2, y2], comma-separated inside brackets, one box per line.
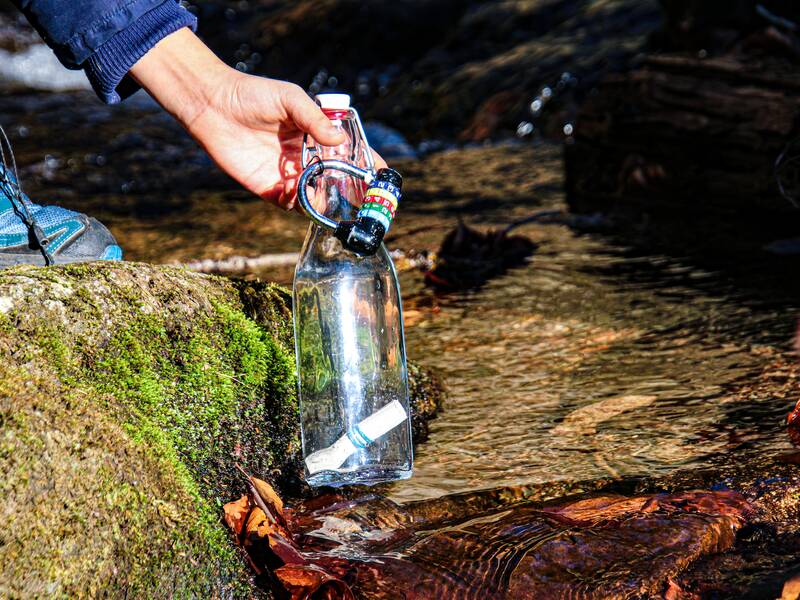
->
[317, 93, 351, 110]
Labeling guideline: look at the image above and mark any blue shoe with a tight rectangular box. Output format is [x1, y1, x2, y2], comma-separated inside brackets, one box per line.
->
[0, 163, 123, 267]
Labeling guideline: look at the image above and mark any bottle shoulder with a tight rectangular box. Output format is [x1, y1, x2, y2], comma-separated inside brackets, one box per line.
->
[294, 226, 396, 281]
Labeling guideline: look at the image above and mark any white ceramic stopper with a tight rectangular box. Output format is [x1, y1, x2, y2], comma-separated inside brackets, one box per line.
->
[317, 93, 351, 110]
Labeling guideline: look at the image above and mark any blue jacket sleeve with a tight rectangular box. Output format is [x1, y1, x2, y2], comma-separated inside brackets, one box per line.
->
[10, 0, 197, 104]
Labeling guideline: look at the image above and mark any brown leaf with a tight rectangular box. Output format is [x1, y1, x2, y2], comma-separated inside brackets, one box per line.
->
[542, 495, 649, 526]
[244, 507, 269, 543]
[251, 476, 285, 517]
[275, 564, 355, 600]
[243, 506, 307, 565]
[223, 494, 251, 538]
[665, 578, 701, 600]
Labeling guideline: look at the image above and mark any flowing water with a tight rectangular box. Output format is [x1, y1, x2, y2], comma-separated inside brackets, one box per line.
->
[1, 91, 797, 507]
[389, 230, 797, 503]
[376, 145, 800, 504]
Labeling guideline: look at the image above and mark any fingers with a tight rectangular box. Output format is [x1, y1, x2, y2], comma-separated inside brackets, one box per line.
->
[278, 150, 392, 212]
[278, 179, 297, 210]
[371, 149, 388, 171]
[281, 83, 345, 147]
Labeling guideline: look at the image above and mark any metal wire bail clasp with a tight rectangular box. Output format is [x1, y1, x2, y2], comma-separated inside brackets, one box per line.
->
[298, 101, 377, 230]
[297, 160, 374, 231]
[301, 104, 375, 172]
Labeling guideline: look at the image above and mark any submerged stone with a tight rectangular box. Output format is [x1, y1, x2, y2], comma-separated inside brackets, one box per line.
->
[256, 455, 800, 599]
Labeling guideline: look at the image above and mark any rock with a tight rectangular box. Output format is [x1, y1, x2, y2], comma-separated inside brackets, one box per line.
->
[565, 53, 800, 216]
[363, 122, 417, 160]
[406, 361, 446, 442]
[0, 262, 444, 597]
[265, 453, 800, 599]
[565, 0, 800, 226]
[655, 0, 800, 55]
[0, 44, 92, 93]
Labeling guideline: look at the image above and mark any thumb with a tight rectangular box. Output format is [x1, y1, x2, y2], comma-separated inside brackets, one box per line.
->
[282, 83, 345, 146]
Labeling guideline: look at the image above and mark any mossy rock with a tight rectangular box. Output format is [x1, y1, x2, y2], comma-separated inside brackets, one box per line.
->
[0, 262, 444, 598]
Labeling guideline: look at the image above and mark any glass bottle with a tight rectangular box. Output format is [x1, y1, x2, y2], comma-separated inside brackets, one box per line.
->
[293, 94, 413, 487]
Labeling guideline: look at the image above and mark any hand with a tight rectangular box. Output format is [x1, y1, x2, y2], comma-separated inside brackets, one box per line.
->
[130, 28, 386, 210]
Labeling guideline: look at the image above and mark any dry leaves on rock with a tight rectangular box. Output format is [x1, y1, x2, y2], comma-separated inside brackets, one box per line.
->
[223, 471, 353, 599]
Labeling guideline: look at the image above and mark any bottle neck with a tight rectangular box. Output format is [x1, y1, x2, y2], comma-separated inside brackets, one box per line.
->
[314, 111, 364, 222]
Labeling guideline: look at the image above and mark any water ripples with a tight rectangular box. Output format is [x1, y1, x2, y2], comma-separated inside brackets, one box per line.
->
[389, 226, 798, 502]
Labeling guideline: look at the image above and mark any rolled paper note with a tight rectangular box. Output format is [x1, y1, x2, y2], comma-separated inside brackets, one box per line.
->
[305, 400, 408, 475]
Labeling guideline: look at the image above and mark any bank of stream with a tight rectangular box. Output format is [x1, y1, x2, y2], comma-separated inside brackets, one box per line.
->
[3, 90, 800, 595]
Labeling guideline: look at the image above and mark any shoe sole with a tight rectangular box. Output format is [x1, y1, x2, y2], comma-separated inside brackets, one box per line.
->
[0, 244, 124, 267]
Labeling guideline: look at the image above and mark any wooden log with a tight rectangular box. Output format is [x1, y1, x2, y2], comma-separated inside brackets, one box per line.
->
[565, 53, 800, 216]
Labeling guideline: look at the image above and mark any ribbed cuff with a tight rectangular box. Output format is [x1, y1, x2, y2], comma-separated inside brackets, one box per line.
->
[84, 1, 197, 104]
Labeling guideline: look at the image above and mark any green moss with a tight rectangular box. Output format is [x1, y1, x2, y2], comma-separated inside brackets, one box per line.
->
[31, 323, 75, 378]
[0, 265, 292, 597]
[0, 263, 442, 597]
[0, 362, 250, 598]
[65, 299, 297, 590]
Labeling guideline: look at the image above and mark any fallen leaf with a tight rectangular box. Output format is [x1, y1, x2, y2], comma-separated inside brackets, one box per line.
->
[543, 495, 649, 526]
[781, 573, 800, 600]
[275, 564, 355, 600]
[665, 578, 700, 600]
[223, 494, 251, 538]
[251, 476, 285, 517]
[244, 506, 306, 565]
[244, 507, 269, 544]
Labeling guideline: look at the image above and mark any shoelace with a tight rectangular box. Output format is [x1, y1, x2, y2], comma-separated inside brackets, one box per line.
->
[0, 125, 54, 266]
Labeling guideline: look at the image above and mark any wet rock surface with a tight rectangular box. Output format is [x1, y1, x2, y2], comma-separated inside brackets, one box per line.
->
[190, 0, 661, 142]
[564, 1, 800, 255]
[226, 454, 800, 599]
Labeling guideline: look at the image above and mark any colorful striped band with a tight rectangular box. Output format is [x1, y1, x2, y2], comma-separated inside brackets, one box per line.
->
[359, 180, 401, 232]
[364, 187, 399, 208]
[363, 197, 396, 216]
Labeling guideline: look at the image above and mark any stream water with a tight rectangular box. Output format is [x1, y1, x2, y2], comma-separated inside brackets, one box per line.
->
[389, 224, 797, 503]
[1, 96, 795, 505]
[323, 144, 800, 505]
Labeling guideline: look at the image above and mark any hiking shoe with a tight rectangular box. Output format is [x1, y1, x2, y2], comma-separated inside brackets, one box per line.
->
[0, 164, 123, 267]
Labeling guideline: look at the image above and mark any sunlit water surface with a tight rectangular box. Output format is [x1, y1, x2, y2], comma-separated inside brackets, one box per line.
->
[2, 103, 795, 507]
[387, 220, 798, 503]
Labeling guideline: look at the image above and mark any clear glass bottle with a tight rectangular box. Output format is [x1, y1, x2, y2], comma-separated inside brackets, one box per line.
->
[293, 94, 413, 487]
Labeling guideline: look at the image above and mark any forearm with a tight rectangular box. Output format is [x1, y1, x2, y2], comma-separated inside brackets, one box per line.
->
[129, 28, 231, 128]
[11, 0, 196, 103]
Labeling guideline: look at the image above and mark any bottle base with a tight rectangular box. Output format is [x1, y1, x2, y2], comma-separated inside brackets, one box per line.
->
[306, 466, 412, 488]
